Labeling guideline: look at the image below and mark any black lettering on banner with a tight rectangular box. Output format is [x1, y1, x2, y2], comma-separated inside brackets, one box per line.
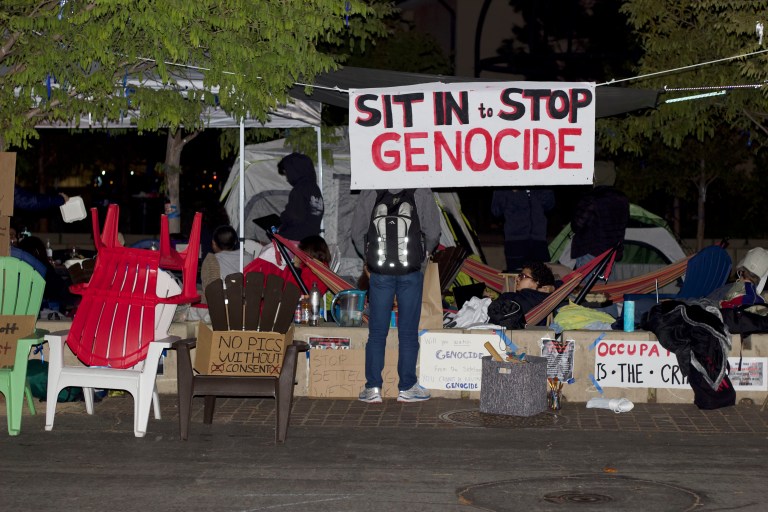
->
[570, 88, 593, 123]
[392, 93, 425, 128]
[355, 94, 382, 127]
[498, 88, 525, 121]
[523, 89, 551, 121]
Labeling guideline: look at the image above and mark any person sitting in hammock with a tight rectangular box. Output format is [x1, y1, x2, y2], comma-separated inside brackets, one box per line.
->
[244, 234, 331, 295]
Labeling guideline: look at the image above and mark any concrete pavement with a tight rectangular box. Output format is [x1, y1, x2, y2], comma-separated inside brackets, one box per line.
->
[1, 395, 767, 511]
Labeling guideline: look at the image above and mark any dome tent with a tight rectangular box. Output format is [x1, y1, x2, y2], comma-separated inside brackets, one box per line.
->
[549, 204, 688, 282]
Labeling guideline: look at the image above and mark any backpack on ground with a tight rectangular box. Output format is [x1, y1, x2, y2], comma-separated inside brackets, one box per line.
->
[365, 189, 424, 275]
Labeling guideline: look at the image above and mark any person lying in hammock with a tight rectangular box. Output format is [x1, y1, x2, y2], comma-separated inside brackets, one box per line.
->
[487, 261, 556, 328]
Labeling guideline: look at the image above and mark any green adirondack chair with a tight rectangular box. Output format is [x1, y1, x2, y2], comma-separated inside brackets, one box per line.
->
[0, 256, 47, 435]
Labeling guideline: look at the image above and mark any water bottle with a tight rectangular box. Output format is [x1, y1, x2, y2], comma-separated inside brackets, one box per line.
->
[45, 239, 54, 263]
[309, 283, 321, 326]
[623, 300, 635, 332]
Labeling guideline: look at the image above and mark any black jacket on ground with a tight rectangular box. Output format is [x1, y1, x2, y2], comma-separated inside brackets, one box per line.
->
[277, 153, 324, 241]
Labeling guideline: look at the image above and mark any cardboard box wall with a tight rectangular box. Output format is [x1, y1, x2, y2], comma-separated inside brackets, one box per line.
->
[29, 319, 767, 402]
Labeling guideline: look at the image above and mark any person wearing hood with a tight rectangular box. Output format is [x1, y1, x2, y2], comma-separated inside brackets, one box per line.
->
[277, 152, 324, 241]
[570, 161, 630, 267]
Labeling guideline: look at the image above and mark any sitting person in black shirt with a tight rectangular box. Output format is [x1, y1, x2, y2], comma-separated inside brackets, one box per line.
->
[488, 261, 556, 328]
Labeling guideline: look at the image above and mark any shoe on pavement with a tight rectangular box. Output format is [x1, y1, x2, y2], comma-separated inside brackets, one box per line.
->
[358, 386, 382, 403]
[397, 383, 431, 403]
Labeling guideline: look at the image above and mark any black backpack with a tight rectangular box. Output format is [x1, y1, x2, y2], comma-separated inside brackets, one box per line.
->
[365, 189, 424, 275]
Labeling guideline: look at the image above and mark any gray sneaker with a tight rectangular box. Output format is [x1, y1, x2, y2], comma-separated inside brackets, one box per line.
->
[358, 386, 382, 403]
[397, 383, 431, 403]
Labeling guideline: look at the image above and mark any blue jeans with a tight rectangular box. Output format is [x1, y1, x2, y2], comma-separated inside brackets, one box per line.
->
[365, 271, 424, 391]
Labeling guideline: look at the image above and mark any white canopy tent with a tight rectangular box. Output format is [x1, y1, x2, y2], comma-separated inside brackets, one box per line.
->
[32, 68, 324, 270]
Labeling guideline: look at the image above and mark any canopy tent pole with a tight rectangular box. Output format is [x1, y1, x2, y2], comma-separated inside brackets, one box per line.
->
[239, 120, 245, 273]
[315, 125, 324, 235]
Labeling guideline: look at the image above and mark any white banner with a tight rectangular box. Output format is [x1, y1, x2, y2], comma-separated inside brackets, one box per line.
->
[594, 339, 768, 391]
[418, 331, 502, 391]
[348, 81, 596, 189]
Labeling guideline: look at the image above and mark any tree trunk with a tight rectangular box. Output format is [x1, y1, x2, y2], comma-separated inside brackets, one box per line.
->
[695, 159, 707, 251]
[672, 196, 681, 238]
[164, 131, 184, 234]
[37, 145, 49, 232]
[163, 129, 200, 234]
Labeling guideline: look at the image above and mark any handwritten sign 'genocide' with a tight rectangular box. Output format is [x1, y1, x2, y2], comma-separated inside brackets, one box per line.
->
[419, 331, 501, 391]
[349, 82, 595, 189]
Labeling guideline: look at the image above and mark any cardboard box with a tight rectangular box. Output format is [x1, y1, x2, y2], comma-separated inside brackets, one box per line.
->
[0, 152, 16, 217]
[0, 216, 10, 257]
[308, 348, 400, 398]
[479, 355, 547, 417]
[194, 322, 294, 377]
[0, 315, 37, 369]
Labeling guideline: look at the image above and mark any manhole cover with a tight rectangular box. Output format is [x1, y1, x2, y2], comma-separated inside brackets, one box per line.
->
[457, 474, 703, 512]
[439, 409, 567, 429]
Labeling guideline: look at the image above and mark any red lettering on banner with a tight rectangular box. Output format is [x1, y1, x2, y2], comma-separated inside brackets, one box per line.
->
[465, 128, 492, 171]
[493, 129, 519, 170]
[404, 132, 428, 171]
[531, 129, 555, 170]
[434, 132, 460, 170]
[371, 133, 401, 171]
[558, 128, 580, 168]
[369, 128, 585, 173]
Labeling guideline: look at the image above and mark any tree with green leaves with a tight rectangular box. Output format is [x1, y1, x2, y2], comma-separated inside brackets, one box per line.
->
[599, 1, 768, 248]
[1, 0, 393, 230]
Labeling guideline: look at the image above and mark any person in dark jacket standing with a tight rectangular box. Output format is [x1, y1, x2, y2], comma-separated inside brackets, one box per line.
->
[570, 161, 630, 267]
[277, 152, 324, 241]
[491, 187, 555, 272]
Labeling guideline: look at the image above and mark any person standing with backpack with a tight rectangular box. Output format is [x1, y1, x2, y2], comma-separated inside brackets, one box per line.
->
[351, 188, 441, 403]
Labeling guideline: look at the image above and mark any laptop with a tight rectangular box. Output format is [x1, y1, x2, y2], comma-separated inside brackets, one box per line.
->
[252, 214, 281, 233]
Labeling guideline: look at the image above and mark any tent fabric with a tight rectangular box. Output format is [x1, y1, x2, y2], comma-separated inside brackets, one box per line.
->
[34, 68, 322, 130]
[289, 66, 660, 119]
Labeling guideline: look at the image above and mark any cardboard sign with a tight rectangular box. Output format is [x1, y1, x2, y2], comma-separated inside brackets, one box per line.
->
[193, 323, 291, 377]
[418, 331, 502, 391]
[730, 357, 768, 391]
[0, 216, 10, 257]
[0, 315, 38, 369]
[594, 339, 688, 389]
[308, 349, 399, 398]
[540, 338, 575, 381]
[349, 81, 596, 189]
[0, 152, 16, 217]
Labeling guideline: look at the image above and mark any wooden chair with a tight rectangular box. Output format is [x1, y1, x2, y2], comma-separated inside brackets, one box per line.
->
[44, 204, 202, 437]
[0, 257, 46, 435]
[174, 271, 307, 443]
[66, 258, 95, 285]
